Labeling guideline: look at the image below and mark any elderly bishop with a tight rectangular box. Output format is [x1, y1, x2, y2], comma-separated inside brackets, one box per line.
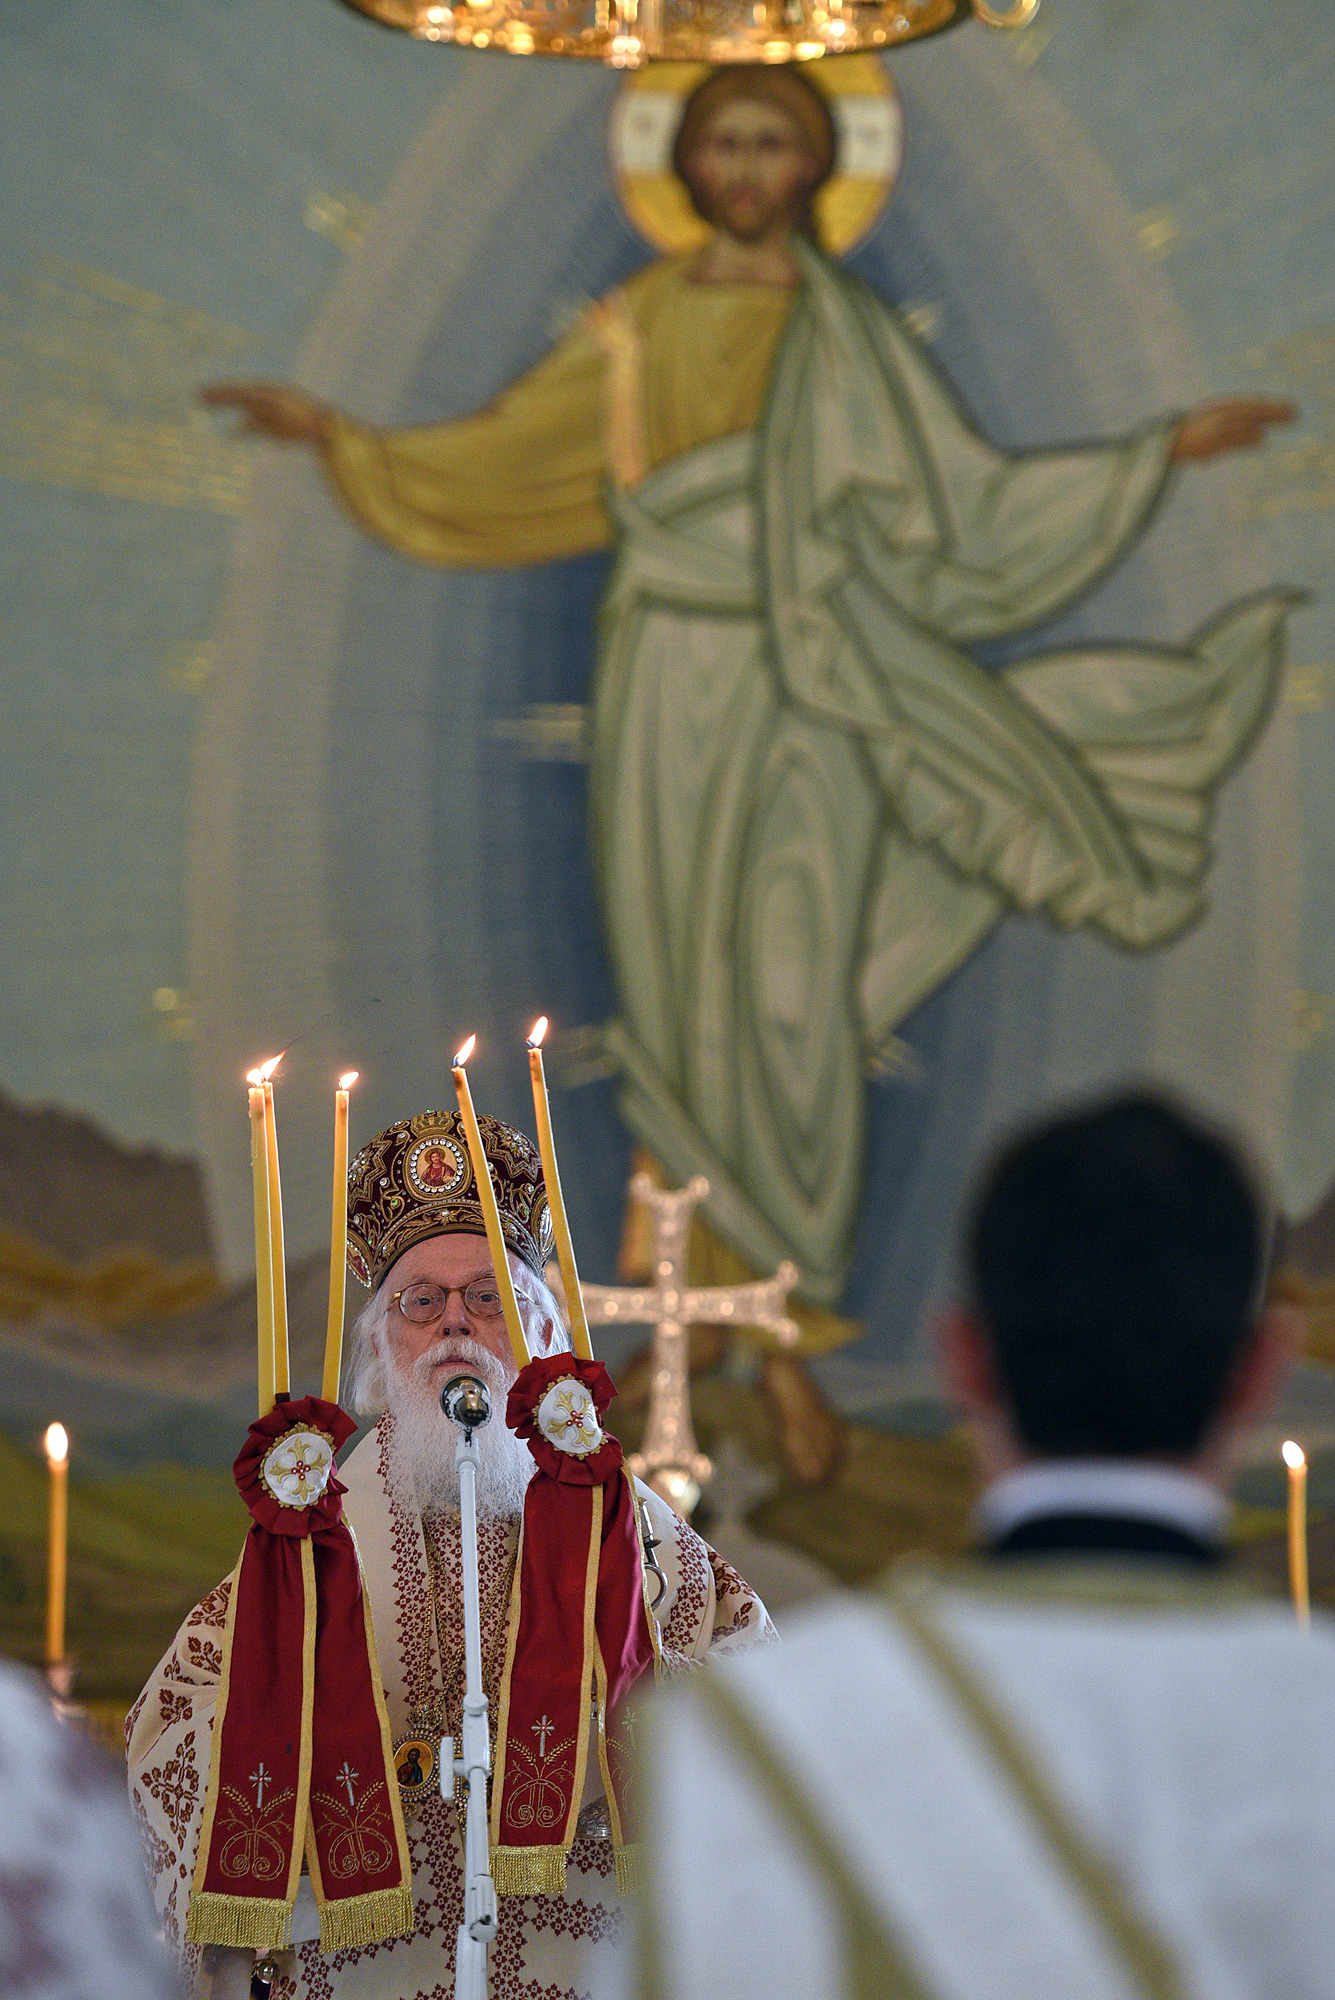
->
[127, 1109, 773, 1999]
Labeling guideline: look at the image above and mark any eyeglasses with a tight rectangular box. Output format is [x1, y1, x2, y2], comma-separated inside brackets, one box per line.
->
[389, 1279, 534, 1325]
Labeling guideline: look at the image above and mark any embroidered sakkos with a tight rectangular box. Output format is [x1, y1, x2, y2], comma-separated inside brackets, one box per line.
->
[128, 1412, 774, 2000]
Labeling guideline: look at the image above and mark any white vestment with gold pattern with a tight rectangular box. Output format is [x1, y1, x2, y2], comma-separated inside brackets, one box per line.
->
[126, 1413, 773, 1999]
[638, 1571, 1335, 2000]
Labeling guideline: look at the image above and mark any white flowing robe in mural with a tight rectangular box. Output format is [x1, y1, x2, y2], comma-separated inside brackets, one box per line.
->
[126, 1415, 773, 2000]
[593, 244, 1292, 1301]
[318, 243, 1293, 1307]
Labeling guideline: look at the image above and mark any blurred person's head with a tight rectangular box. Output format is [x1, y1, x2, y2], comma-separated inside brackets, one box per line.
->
[940, 1089, 1298, 1485]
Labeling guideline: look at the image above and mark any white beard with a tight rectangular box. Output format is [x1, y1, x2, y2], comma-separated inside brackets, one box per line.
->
[382, 1335, 535, 1520]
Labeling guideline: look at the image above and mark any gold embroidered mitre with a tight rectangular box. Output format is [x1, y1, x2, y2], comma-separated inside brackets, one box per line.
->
[346, 1110, 554, 1289]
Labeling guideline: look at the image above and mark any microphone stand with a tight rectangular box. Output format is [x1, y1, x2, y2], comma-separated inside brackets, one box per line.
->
[439, 1375, 499, 2000]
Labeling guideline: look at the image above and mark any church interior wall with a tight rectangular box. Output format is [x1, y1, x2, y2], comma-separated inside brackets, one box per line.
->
[0, 0, 1331, 1704]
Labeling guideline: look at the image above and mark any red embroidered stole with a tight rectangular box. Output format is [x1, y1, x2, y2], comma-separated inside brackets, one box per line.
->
[187, 1399, 413, 1953]
[490, 1356, 659, 1896]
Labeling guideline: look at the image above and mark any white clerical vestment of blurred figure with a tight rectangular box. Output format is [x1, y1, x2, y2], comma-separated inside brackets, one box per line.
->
[638, 1568, 1335, 2000]
[127, 1413, 773, 2000]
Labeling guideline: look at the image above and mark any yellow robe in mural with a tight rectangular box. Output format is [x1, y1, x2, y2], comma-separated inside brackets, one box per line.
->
[323, 257, 791, 563]
[317, 247, 1292, 1312]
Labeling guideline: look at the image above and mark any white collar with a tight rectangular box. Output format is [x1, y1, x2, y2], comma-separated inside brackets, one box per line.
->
[976, 1460, 1230, 1546]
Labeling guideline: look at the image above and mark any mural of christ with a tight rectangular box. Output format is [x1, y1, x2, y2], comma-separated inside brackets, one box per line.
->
[207, 63, 1292, 1406]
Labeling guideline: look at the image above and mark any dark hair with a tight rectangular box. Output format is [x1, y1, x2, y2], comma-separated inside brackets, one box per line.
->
[965, 1089, 1269, 1458]
[672, 64, 837, 243]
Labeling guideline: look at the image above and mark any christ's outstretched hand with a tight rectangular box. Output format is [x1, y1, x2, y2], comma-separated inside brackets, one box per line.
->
[201, 381, 331, 444]
[1172, 397, 1296, 461]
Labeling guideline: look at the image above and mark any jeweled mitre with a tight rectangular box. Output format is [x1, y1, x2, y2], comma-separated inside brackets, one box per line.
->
[346, 1109, 553, 1289]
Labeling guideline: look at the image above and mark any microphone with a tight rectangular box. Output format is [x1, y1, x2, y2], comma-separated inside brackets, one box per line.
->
[441, 1374, 492, 1431]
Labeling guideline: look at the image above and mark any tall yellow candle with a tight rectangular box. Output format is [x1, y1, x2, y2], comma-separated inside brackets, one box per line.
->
[247, 1075, 276, 1416]
[322, 1071, 359, 1404]
[260, 1062, 290, 1398]
[1283, 1440, 1310, 1628]
[44, 1423, 68, 1668]
[526, 1018, 593, 1361]
[452, 1037, 531, 1371]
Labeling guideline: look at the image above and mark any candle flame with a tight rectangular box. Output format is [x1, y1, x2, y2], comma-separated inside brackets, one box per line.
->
[1283, 1439, 1307, 1471]
[44, 1423, 68, 1467]
[453, 1034, 476, 1068]
[338, 1071, 359, 1091]
[246, 1068, 263, 1087]
[527, 1016, 549, 1050]
[259, 1055, 282, 1083]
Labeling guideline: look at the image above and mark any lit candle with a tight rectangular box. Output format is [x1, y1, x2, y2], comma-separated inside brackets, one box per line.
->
[322, 1071, 359, 1404]
[247, 1072, 276, 1416]
[526, 1018, 593, 1361]
[44, 1423, 68, 1669]
[259, 1058, 290, 1398]
[1283, 1440, 1310, 1628]
[451, 1037, 531, 1371]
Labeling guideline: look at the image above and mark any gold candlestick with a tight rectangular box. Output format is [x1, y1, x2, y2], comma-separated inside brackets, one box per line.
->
[1283, 1440, 1310, 1628]
[259, 1058, 290, 1397]
[322, 1072, 359, 1404]
[526, 1018, 594, 1362]
[451, 1037, 531, 1371]
[43, 1423, 69, 1669]
[247, 1072, 276, 1416]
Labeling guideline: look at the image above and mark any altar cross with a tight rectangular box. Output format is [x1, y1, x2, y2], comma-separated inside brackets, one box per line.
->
[579, 1173, 800, 1518]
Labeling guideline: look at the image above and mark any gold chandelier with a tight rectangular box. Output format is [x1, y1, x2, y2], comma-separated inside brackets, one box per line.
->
[338, 0, 1036, 68]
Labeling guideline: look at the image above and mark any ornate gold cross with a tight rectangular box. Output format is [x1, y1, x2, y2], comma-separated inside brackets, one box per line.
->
[580, 1174, 800, 1518]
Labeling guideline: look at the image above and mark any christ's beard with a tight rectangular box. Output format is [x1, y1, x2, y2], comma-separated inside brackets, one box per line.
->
[382, 1335, 534, 1520]
[694, 182, 805, 245]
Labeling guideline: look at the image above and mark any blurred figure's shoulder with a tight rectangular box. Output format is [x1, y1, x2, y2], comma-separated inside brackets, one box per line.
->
[0, 1659, 178, 1998]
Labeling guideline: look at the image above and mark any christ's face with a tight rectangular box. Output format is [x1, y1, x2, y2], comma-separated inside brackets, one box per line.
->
[682, 98, 820, 245]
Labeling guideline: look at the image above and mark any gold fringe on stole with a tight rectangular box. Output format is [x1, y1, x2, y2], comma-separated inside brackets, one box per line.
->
[185, 1892, 293, 1953]
[317, 1884, 416, 1954]
[614, 1842, 643, 1898]
[489, 1846, 571, 1898]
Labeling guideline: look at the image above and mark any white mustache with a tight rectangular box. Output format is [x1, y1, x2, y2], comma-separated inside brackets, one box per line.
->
[411, 1337, 510, 1392]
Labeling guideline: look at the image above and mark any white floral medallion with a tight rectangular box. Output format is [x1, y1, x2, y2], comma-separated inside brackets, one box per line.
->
[535, 1377, 605, 1457]
[261, 1427, 336, 1508]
